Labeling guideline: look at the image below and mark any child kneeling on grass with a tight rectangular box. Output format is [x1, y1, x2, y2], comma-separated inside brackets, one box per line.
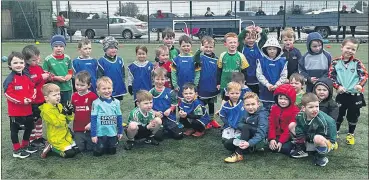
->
[90, 77, 123, 156]
[124, 90, 162, 150]
[223, 92, 269, 163]
[290, 93, 337, 167]
[39, 83, 77, 158]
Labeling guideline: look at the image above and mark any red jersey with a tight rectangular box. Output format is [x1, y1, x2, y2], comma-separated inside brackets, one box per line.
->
[155, 61, 172, 88]
[71, 91, 98, 132]
[27, 65, 47, 104]
[3, 72, 35, 116]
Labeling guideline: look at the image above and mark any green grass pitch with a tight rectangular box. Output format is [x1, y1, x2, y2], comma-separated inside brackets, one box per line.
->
[1, 42, 368, 179]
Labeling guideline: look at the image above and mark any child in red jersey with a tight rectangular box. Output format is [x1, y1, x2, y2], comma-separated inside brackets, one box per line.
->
[71, 71, 98, 152]
[23, 45, 51, 147]
[3, 52, 38, 158]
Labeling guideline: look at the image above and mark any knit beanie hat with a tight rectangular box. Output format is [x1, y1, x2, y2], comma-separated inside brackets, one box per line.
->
[102, 36, 118, 52]
[50, 35, 66, 48]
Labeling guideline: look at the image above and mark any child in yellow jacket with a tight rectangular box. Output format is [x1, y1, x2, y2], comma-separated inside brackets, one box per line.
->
[39, 83, 78, 158]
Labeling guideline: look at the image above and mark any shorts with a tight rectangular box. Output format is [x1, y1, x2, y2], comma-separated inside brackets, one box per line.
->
[134, 125, 153, 139]
[31, 103, 43, 121]
[336, 93, 366, 109]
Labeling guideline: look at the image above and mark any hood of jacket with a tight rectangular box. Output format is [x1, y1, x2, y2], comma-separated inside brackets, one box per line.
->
[306, 32, 323, 55]
[313, 77, 334, 101]
[273, 84, 297, 108]
[261, 37, 283, 61]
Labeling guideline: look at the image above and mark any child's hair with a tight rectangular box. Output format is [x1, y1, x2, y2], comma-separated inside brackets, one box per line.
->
[135, 45, 148, 54]
[301, 93, 319, 106]
[243, 92, 260, 101]
[96, 76, 113, 90]
[22, 45, 40, 61]
[42, 83, 60, 96]
[8, 51, 25, 69]
[162, 27, 175, 39]
[226, 81, 242, 92]
[77, 37, 91, 49]
[289, 73, 305, 85]
[75, 70, 91, 85]
[155, 45, 169, 57]
[281, 27, 296, 40]
[342, 37, 360, 49]
[231, 72, 245, 84]
[136, 90, 153, 103]
[152, 67, 167, 79]
[182, 82, 197, 92]
[201, 36, 215, 46]
[178, 35, 192, 45]
[224, 32, 238, 42]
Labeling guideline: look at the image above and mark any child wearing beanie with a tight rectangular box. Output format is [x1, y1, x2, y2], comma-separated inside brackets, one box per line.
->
[42, 35, 73, 104]
[97, 36, 127, 100]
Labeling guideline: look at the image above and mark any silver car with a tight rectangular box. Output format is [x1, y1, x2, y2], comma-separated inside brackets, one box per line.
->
[82, 16, 148, 39]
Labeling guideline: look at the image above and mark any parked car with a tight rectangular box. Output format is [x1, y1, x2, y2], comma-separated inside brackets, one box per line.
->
[149, 12, 183, 32]
[80, 16, 148, 39]
[302, 9, 368, 38]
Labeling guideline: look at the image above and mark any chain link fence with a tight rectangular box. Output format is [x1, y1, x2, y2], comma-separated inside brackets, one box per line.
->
[1, 1, 368, 42]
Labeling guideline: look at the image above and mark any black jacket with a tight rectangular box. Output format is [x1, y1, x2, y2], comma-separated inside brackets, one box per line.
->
[313, 78, 339, 121]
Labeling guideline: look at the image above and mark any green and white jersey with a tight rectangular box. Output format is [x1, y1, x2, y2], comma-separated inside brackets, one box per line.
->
[217, 51, 249, 90]
[128, 107, 155, 126]
[43, 54, 72, 91]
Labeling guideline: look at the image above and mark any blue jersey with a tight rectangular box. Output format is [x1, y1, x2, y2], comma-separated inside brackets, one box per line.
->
[179, 99, 210, 125]
[91, 97, 123, 137]
[242, 44, 262, 85]
[98, 56, 127, 97]
[128, 61, 154, 100]
[219, 100, 245, 129]
[173, 55, 195, 97]
[258, 57, 287, 102]
[72, 57, 98, 93]
[198, 54, 219, 99]
[150, 87, 176, 122]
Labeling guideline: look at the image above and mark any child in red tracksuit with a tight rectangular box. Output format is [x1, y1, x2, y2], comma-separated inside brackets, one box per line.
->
[268, 84, 300, 155]
[23, 45, 51, 147]
[3, 52, 38, 158]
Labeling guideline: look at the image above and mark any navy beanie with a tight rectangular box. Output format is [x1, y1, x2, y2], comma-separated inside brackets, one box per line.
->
[50, 35, 66, 48]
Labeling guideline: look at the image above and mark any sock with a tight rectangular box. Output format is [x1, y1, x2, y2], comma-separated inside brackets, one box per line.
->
[316, 146, 328, 154]
[348, 124, 356, 134]
[21, 140, 29, 148]
[35, 119, 43, 139]
[13, 143, 21, 151]
[235, 148, 243, 155]
[29, 130, 36, 142]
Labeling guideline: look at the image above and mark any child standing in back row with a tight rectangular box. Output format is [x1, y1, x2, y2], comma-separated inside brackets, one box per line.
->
[127, 45, 154, 104]
[329, 37, 368, 145]
[161, 28, 180, 62]
[154, 45, 172, 88]
[280, 28, 302, 79]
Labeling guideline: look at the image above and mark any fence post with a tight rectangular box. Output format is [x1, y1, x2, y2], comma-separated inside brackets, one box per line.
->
[107, 1, 110, 36]
[119, 1, 122, 16]
[337, 1, 340, 41]
[190, 1, 192, 37]
[283, 0, 286, 28]
[147, 1, 150, 43]
[68, 1, 72, 42]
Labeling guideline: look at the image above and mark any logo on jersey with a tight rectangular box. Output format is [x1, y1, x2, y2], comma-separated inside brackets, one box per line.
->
[85, 98, 89, 103]
[30, 74, 37, 79]
[14, 86, 23, 90]
[350, 68, 355, 73]
[165, 95, 169, 99]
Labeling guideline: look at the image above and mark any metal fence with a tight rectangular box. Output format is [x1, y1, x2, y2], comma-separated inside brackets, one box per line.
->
[1, 1, 368, 43]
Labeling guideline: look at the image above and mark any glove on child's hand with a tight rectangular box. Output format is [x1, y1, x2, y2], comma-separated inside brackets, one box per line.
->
[62, 101, 74, 115]
[128, 85, 133, 96]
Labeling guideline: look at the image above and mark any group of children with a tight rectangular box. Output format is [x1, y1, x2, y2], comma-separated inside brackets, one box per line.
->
[4, 26, 367, 167]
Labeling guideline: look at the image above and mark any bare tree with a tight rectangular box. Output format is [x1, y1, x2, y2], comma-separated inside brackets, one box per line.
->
[115, 2, 139, 17]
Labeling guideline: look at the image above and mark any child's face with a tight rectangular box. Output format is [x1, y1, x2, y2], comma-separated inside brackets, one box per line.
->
[79, 43, 92, 58]
[282, 37, 294, 49]
[277, 95, 290, 108]
[266, 46, 278, 59]
[182, 88, 196, 102]
[75, 79, 91, 94]
[315, 85, 329, 101]
[154, 75, 166, 89]
[180, 42, 192, 54]
[45, 91, 61, 105]
[137, 99, 153, 113]
[9, 57, 25, 73]
[227, 89, 241, 103]
[290, 78, 302, 93]
[106, 47, 118, 57]
[163, 36, 174, 47]
[53, 45, 65, 56]
[310, 40, 322, 53]
[224, 37, 239, 52]
[202, 41, 214, 55]
[97, 83, 113, 99]
[341, 41, 358, 60]
[136, 49, 147, 62]
[244, 97, 259, 114]
[244, 36, 256, 47]
[27, 55, 41, 66]
[302, 101, 319, 119]
[158, 50, 169, 62]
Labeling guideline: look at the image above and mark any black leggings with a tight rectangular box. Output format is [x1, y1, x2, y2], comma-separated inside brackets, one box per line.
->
[10, 116, 34, 144]
[200, 98, 215, 118]
[223, 124, 255, 154]
[180, 118, 205, 132]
